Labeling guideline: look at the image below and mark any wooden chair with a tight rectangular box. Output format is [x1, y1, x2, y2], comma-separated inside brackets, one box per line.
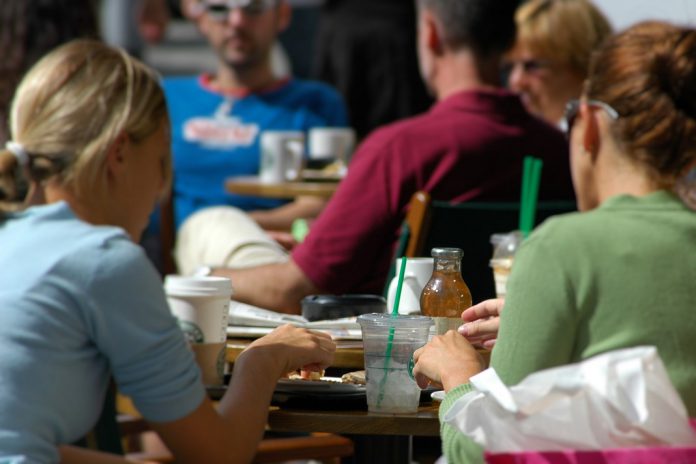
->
[386, 191, 575, 302]
[99, 385, 353, 463]
[158, 188, 178, 276]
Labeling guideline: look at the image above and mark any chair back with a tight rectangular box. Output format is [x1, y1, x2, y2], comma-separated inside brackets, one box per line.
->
[387, 192, 575, 302]
[159, 187, 178, 276]
[73, 380, 124, 454]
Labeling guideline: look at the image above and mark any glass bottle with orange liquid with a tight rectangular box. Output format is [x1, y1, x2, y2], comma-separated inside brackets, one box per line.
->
[420, 247, 472, 335]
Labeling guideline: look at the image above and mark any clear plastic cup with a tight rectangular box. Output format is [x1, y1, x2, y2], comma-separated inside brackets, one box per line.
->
[489, 231, 523, 298]
[357, 313, 433, 414]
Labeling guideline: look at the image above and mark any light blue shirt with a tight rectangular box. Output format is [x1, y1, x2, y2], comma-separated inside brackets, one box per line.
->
[0, 202, 205, 463]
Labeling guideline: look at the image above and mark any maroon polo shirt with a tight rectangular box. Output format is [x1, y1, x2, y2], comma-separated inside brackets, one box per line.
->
[292, 89, 575, 294]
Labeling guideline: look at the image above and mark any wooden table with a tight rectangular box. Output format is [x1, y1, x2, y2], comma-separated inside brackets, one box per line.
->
[268, 403, 441, 463]
[225, 175, 339, 199]
[268, 403, 440, 436]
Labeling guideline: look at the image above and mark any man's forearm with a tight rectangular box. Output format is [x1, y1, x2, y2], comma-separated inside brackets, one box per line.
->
[213, 260, 319, 314]
[249, 196, 327, 231]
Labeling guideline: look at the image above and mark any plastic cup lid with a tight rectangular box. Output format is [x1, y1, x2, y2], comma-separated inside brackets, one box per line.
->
[490, 230, 523, 246]
[164, 275, 232, 298]
[357, 313, 433, 329]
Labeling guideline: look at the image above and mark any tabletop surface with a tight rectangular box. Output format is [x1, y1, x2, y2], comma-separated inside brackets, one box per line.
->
[227, 339, 491, 371]
[227, 338, 364, 369]
[225, 175, 339, 199]
[268, 403, 441, 436]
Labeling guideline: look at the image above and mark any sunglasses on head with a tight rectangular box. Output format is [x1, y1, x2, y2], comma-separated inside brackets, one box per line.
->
[563, 99, 620, 138]
[202, 0, 276, 19]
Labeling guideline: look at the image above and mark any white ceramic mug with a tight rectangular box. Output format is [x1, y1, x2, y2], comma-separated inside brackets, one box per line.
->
[386, 257, 434, 315]
[260, 130, 305, 183]
[308, 127, 356, 164]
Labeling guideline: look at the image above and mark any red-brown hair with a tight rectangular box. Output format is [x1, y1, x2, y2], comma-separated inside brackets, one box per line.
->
[585, 21, 696, 185]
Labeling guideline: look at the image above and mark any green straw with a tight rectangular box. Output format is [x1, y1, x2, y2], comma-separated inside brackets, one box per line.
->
[390, 257, 408, 317]
[527, 159, 543, 233]
[376, 257, 408, 407]
[519, 156, 533, 232]
[519, 156, 544, 238]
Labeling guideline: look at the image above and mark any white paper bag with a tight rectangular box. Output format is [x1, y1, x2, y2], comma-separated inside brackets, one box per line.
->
[443, 346, 696, 452]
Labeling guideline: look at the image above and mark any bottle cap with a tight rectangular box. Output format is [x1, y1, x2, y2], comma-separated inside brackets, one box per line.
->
[430, 247, 463, 259]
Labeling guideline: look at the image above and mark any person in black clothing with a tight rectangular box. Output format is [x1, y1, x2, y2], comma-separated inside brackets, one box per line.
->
[312, 0, 433, 139]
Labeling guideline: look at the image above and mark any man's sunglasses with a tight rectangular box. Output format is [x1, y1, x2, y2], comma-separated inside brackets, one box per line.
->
[202, 0, 276, 19]
[563, 99, 620, 138]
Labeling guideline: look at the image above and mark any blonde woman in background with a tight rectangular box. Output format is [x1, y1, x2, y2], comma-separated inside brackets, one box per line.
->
[504, 0, 612, 127]
[0, 39, 334, 463]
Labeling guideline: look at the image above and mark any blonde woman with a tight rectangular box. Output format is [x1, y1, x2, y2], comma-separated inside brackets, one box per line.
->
[0, 39, 335, 463]
[504, 0, 612, 126]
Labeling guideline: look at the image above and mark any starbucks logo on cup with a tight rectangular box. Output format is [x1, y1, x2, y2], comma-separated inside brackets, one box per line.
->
[216, 346, 226, 379]
[178, 320, 204, 344]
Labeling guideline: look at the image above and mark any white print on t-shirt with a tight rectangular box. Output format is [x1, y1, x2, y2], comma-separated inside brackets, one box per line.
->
[183, 96, 259, 149]
[184, 116, 259, 149]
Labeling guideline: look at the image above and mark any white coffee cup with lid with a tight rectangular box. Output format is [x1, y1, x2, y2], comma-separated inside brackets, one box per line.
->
[165, 275, 232, 343]
[165, 275, 232, 385]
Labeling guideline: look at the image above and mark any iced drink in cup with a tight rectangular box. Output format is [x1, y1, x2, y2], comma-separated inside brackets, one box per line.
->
[357, 313, 433, 414]
[489, 231, 523, 298]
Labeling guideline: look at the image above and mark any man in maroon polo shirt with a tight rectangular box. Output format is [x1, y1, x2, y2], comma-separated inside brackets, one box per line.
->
[205, 0, 575, 313]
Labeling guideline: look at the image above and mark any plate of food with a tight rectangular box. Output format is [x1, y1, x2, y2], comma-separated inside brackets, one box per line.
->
[276, 371, 365, 394]
[271, 370, 367, 409]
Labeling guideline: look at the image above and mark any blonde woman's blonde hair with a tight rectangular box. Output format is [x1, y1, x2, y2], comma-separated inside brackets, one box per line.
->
[516, 0, 612, 76]
[2, 39, 170, 205]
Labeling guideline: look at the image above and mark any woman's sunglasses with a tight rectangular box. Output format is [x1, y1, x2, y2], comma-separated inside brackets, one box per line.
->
[563, 99, 620, 138]
[501, 59, 551, 77]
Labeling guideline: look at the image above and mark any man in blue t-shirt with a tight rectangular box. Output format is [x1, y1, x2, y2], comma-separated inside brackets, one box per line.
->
[154, 0, 347, 234]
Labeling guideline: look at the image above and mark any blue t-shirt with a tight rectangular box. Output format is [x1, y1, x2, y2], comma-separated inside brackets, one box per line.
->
[0, 203, 205, 463]
[162, 75, 348, 229]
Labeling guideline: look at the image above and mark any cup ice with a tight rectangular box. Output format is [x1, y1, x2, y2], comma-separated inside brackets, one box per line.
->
[489, 231, 523, 298]
[357, 313, 433, 414]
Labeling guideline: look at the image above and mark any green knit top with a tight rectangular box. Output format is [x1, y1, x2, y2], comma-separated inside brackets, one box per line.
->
[440, 191, 696, 463]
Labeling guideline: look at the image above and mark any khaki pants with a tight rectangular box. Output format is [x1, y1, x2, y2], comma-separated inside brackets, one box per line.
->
[175, 206, 288, 276]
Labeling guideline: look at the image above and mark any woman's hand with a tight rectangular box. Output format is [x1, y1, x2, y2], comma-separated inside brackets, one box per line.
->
[412, 330, 485, 392]
[458, 298, 505, 349]
[244, 324, 336, 379]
